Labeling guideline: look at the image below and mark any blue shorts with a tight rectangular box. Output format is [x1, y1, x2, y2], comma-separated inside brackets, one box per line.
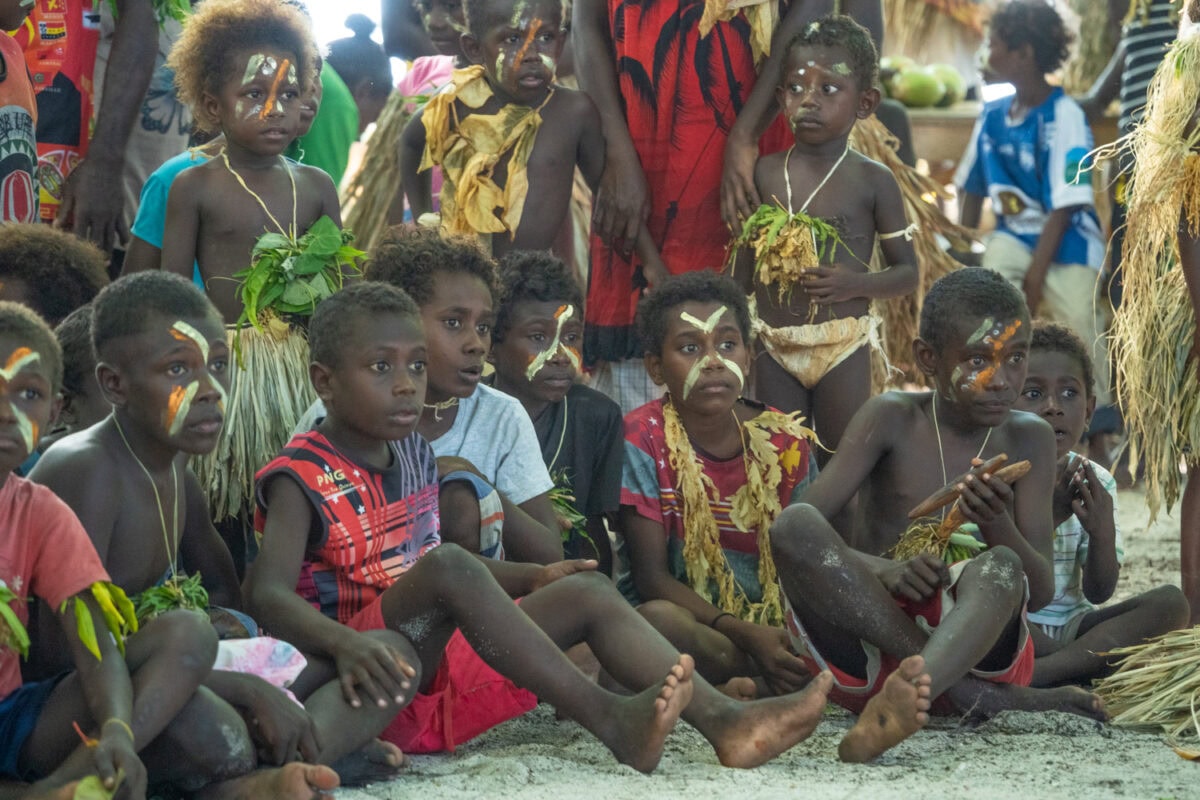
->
[0, 674, 65, 780]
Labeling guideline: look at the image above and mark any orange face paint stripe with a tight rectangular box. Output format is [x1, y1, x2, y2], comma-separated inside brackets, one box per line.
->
[973, 319, 1022, 388]
[259, 58, 292, 120]
[512, 20, 543, 69]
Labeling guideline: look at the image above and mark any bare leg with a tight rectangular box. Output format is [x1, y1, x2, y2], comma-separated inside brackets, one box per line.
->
[1182, 471, 1200, 625]
[20, 610, 224, 788]
[520, 571, 834, 768]
[378, 544, 691, 773]
[810, 347, 870, 461]
[1031, 586, 1190, 687]
[754, 347, 812, 420]
[636, 599, 758, 689]
[289, 629, 416, 784]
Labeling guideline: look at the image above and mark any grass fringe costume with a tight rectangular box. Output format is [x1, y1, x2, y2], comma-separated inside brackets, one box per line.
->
[1094, 626, 1200, 743]
[1106, 16, 1200, 517]
[341, 89, 416, 254]
[419, 65, 552, 242]
[193, 157, 361, 526]
[662, 399, 816, 625]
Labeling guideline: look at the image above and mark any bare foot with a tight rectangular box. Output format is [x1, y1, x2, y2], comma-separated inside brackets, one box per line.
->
[603, 654, 695, 773]
[196, 763, 341, 800]
[838, 655, 932, 763]
[957, 681, 1107, 723]
[330, 739, 408, 786]
[707, 669, 833, 768]
[717, 677, 758, 701]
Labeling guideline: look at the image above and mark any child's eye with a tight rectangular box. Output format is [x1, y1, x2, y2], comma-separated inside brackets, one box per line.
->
[788, 83, 803, 94]
[371, 361, 391, 373]
[718, 339, 738, 351]
[477, 323, 492, 336]
[19, 387, 41, 401]
[563, 331, 580, 344]
[823, 84, 839, 94]
[1008, 352, 1025, 365]
[281, 89, 299, 100]
[968, 356, 986, 368]
[1021, 388, 1042, 400]
[411, 360, 427, 374]
[210, 358, 228, 374]
[168, 363, 188, 377]
[1062, 388, 1078, 399]
[529, 332, 546, 344]
[443, 318, 462, 329]
[681, 343, 700, 354]
[245, 88, 263, 99]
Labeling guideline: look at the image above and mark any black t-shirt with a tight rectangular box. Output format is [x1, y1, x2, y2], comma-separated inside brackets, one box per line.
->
[533, 383, 623, 520]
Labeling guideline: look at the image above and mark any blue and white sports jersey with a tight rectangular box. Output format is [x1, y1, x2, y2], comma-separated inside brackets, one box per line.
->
[956, 87, 1105, 269]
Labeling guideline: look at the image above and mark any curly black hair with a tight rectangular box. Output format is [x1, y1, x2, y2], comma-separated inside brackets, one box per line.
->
[309, 281, 421, 367]
[989, 0, 1073, 75]
[919, 267, 1029, 355]
[1029, 320, 1094, 398]
[92, 272, 221, 362]
[464, 0, 562, 38]
[55, 304, 96, 400]
[636, 271, 752, 356]
[494, 251, 582, 342]
[0, 301, 63, 392]
[365, 227, 499, 306]
[783, 14, 878, 91]
[0, 223, 108, 327]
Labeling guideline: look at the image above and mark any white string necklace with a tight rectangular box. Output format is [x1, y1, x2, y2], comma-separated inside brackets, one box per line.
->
[114, 417, 180, 577]
[931, 394, 992, 520]
[784, 144, 849, 214]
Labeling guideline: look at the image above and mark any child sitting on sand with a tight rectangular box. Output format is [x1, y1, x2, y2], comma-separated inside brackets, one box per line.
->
[619, 272, 818, 696]
[0, 301, 344, 800]
[28, 272, 407, 787]
[297, 228, 563, 562]
[246, 280, 836, 767]
[731, 14, 916, 457]
[770, 268, 1106, 764]
[161, 0, 341, 323]
[1016, 322, 1189, 685]
[490, 250, 623, 569]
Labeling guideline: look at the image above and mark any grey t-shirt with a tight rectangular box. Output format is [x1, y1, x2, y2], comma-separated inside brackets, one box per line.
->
[295, 383, 553, 505]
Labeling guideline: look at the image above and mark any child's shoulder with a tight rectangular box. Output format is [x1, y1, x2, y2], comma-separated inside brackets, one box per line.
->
[544, 85, 600, 128]
[32, 426, 118, 483]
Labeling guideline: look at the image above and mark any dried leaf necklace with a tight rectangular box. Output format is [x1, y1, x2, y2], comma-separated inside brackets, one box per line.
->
[114, 417, 180, 578]
[221, 149, 298, 238]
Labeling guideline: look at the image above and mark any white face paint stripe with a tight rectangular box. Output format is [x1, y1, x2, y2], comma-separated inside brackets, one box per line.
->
[967, 317, 994, 346]
[680, 307, 727, 335]
[525, 305, 578, 380]
[0, 349, 39, 382]
[11, 404, 35, 454]
[166, 382, 200, 436]
[171, 321, 210, 362]
[243, 53, 267, 86]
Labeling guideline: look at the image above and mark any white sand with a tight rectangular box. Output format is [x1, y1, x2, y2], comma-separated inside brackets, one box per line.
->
[341, 487, 1198, 800]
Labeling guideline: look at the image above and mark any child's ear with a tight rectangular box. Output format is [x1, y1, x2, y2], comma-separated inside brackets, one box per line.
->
[310, 360, 335, 403]
[461, 34, 484, 67]
[913, 337, 938, 379]
[644, 353, 666, 386]
[95, 361, 126, 408]
[200, 91, 221, 130]
[1084, 393, 1097, 429]
[857, 85, 882, 120]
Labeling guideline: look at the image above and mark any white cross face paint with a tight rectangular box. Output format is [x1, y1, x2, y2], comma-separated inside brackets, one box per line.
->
[167, 320, 227, 419]
[171, 321, 210, 362]
[677, 308, 746, 400]
[524, 305, 581, 380]
[0, 348, 41, 454]
[967, 317, 995, 346]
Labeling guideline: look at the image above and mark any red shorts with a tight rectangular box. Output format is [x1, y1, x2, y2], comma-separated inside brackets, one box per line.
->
[347, 596, 538, 754]
[784, 561, 1035, 715]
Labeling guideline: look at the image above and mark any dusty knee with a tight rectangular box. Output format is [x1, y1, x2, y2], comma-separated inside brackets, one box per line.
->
[964, 546, 1024, 604]
[770, 503, 835, 566]
[166, 688, 256, 788]
[147, 608, 219, 673]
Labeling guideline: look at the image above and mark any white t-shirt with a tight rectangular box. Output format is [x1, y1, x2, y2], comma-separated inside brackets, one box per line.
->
[1026, 457, 1123, 636]
[295, 384, 553, 506]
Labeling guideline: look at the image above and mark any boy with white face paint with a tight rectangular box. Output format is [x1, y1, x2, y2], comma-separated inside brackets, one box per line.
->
[618, 271, 819, 698]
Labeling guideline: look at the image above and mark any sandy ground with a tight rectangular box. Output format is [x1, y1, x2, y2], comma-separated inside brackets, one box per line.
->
[339, 487, 1197, 800]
